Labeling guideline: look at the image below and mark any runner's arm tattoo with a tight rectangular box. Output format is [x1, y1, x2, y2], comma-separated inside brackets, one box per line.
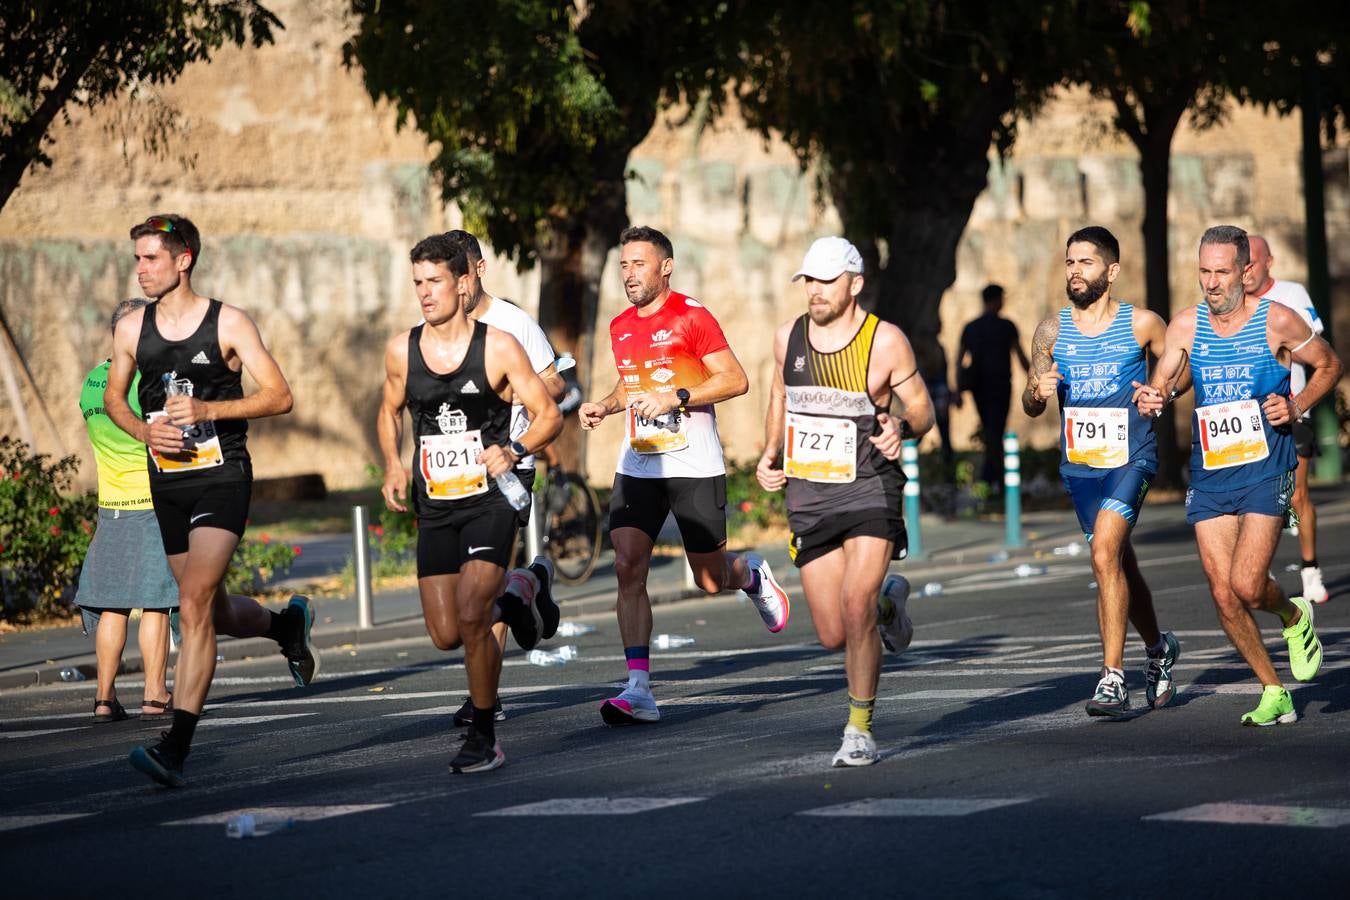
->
[1021, 317, 1059, 416]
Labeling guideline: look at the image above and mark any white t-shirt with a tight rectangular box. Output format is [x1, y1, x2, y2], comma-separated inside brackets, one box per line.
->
[1263, 279, 1323, 410]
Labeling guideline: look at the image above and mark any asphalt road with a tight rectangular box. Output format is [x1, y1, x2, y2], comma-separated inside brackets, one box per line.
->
[2, 516, 1348, 899]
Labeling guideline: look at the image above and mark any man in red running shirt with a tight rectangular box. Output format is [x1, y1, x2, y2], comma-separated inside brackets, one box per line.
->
[579, 226, 791, 725]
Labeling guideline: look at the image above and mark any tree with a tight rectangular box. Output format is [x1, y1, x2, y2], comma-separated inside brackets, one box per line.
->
[732, 1, 1075, 377]
[344, 0, 738, 469]
[0, 0, 281, 213]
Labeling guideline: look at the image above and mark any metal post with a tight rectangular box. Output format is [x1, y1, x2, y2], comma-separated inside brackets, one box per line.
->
[901, 438, 922, 559]
[524, 476, 542, 566]
[352, 506, 374, 629]
[1004, 432, 1023, 548]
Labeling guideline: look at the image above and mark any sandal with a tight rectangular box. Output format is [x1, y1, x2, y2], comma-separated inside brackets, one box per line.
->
[140, 693, 174, 717]
[93, 698, 129, 724]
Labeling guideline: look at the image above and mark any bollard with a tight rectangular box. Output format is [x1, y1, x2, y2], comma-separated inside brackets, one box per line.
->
[352, 506, 374, 629]
[1003, 432, 1023, 548]
[524, 477, 542, 566]
[901, 438, 922, 559]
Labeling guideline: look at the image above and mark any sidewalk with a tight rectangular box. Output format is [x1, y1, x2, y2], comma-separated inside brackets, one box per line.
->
[4, 486, 1345, 692]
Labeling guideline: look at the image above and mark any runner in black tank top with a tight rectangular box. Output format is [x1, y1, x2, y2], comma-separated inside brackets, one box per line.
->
[756, 237, 935, 770]
[136, 298, 251, 485]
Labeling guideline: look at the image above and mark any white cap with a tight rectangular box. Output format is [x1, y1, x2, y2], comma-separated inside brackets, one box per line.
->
[791, 237, 864, 282]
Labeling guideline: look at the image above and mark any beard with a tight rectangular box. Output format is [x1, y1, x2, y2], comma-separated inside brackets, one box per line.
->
[808, 300, 848, 326]
[463, 287, 488, 315]
[626, 281, 661, 308]
[1206, 280, 1245, 316]
[1066, 271, 1110, 308]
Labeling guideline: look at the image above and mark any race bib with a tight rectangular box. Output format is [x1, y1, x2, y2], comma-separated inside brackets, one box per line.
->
[627, 407, 687, 454]
[784, 412, 856, 483]
[146, 410, 225, 474]
[1063, 406, 1129, 469]
[419, 431, 488, 500]
[1196, 399, 1269, 471]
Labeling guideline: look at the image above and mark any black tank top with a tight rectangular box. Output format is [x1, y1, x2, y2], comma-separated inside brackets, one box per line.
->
[136, 298, 250, 485]
[407, 321, 513, 522]
[782, 313, 904, 532]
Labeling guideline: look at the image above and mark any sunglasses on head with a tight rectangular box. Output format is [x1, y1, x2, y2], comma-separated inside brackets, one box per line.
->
[144, 216, 176, 234]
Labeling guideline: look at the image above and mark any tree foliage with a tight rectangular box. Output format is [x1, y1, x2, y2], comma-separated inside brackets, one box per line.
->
[0, 0, 281, 212]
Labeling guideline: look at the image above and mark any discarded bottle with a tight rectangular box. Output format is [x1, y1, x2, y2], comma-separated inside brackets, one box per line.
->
[989, 550, 1010, 563]
[59, 667, 86, 682]
[225, 814, 295, 839]
[527, 645, 578, 666]
[921, 582, 944, 597]
[496, 471, 531, 511]
[654, 634, 696, 649]
[555, 621, 597, 637]
[1053, 542, 1085, 556]
[1014, 563, 1047, 578]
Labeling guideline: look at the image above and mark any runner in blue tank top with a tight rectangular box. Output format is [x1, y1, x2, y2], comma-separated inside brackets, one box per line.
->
[1137, 225, 1341, 726]
[1024, 227, 1178, 718]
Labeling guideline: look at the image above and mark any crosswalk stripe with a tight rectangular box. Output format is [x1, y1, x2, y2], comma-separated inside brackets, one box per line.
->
[880, 688, 1048, 701]
[476, 797, 705, 817]
[1, 727, 82, 739]
[197, 714, 316, 728]
[1142, 803, 1350, 829]
[799, 798, 1033, 817]
[165, 804, 393, 826]
[0, 814, 92, 832]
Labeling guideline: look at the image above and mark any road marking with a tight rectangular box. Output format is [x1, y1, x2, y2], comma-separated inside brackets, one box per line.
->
[1143, 803, 1350, 829]
[661, 692, 814, 706]
[799, 797, 1033, 818]
[880, 688, 1048, 701]
[165, 804, 393, 826]
[384, 702, 550, 717]
[477, 797, 705, 817]
[0, 727, 82, 739]
[198, 713, 317, 728]
[0, 813, 91, 832]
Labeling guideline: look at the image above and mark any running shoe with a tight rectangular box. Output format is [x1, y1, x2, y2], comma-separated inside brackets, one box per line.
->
[877, 574, 914, 654]
[498, 586, 542, 652]
[1085, 667, 1131, 718]
[1283, 596, 1323, 682]
[1145, 632, 1180, 708]
[449, 728, 505, 773]
[743, 552, 789, 633]
[831, 725, 878, 767]
[1240, 685, 1297, 726]
[280, 595, 320, 687]
[129, 738, 187, 788]
[1301, 567, 1329, 605]
[600, 683, 660, 725]
[530, 556, 560, 640]
[452, 696, 506, 727]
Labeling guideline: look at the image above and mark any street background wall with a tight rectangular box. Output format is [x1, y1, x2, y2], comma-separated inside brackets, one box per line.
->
[1, 0, 1346, 490]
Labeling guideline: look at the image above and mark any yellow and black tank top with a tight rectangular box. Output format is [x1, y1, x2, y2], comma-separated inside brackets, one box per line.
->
[782, 312, 904, 531]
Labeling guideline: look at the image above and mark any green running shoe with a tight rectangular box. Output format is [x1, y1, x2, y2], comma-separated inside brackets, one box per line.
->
[1145, 631, 1180, 708]
[1240, 685, 1296, 726]
[1283, 596, 1323, 682]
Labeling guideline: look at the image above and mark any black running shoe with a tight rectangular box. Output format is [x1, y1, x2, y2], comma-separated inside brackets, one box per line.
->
[498, 591, 541, 651]
[129, 738, 187, 788]
[450, 728, 505, 774]
[530, 556, 560, 640]
[280, 595, 320, 687]
[452, 696, 505, 727]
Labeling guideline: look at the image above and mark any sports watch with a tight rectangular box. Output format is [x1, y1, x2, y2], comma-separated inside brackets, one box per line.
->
[676, 388, 691, 412]
[508, 440, 529, 460]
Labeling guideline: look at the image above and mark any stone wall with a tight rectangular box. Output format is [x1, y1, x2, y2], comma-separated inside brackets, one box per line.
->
[1, 0, 1346, 490]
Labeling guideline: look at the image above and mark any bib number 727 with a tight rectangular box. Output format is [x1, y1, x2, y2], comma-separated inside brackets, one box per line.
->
[784, 412, 856, 483]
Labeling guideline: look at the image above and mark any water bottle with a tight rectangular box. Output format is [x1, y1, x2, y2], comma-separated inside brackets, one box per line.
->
[921, 582, 944, 597]
[1053, 542, 1084, 557]
[654, 634, 695, 649]
[989, 550, 1010, 563]
[1014, 563, 1047, 578]
[225, 814, 295, 839]
[496, 470, 531, 511]
[59, 667, 86, 682]
[527, 645, 578, 666]
[556, 621, 597, 637]
[161, 372, 192, 436]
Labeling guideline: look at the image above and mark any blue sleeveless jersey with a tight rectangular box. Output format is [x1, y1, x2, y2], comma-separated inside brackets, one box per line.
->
[1188, 299, 1295, 490]
[1053, 303, 1156, 478]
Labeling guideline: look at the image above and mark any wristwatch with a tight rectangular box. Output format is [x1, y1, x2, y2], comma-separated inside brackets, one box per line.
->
[676, 388, 691, 412]
[508, 440, 529, 460]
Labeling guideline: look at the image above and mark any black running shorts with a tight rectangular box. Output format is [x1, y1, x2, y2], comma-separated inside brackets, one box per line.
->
[608, 473, 727, 554]
[151, 479, 252, 556]
[789, 508, 907, 569]
[416, 498, 519, 577]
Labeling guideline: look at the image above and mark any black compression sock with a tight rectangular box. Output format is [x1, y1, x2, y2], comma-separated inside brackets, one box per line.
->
[1302, 558, 1318, 569]
[160, 709, 200, 761]
[471, 705, 496, 743]
[263, 609, 287, 643]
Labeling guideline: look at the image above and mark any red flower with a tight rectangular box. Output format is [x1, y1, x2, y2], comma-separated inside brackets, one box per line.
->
[738, 500, 753, 514]
[50, 526, 61, 536]
[292, 546, 302, 555]
[0, 542, 5, 553]
[259, 532, 271, 544]
[48, 506, 60, 516]
[374, 525, 384, 537]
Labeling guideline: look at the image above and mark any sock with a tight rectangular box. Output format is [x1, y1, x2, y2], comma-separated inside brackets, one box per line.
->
[471, 705, 496, 743]
[847, 695, 875, 733]
[263, 609, 287, 643]
[624, 646, 650, 689]
[159, 709, 200, 762]
[1105, 666, 1125, 681]
[1146, 636, 1167, 656]
[742, 564, 760, 593]
[504, 569, 539, 603]
[1302, 558, 1318, 570]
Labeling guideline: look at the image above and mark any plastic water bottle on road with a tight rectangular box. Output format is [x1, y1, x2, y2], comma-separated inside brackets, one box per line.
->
[1014, 563, 1047, 578]
[555, 621, 597, 637]
[225, 814, 295, 838]
[496, 471, 531, 511]
[654, 634, 695, 649]
[59, 667, 86, 682]
[920, 582, 944, 597]
[527, 645, 578, 666]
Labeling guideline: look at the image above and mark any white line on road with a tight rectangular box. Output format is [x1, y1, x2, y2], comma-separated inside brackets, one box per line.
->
[165, 804, 394, 826]
[198, 714, 317, 728]
[1142, 803, 1350, 829]
[799, 797, 1034, 817]
[476, 797, 705, 817]
[0, 813, 91, 832]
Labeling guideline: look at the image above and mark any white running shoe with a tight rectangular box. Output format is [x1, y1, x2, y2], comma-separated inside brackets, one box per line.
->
[600, 683, 661, 725]
[1301, 567, 1329, 605]
[831, 725, 878, 767]
[877, 574, 914, 653]
[743, 552, 790, 633]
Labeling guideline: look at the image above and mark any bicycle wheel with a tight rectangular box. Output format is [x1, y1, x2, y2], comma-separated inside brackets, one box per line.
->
[545, 470, 602, 585]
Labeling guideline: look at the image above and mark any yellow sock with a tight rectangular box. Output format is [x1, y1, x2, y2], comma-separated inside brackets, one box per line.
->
[847, 694, 875, 733]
